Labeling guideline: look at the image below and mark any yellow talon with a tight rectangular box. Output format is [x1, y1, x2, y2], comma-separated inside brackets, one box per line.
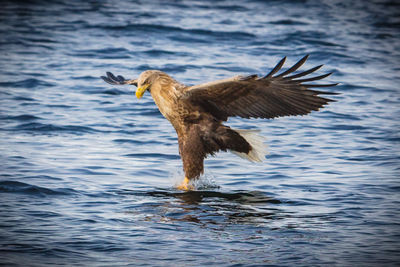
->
[177, 177, 193, 191]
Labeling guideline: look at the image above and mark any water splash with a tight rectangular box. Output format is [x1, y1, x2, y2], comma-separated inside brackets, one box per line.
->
[171, 170, 220, 190]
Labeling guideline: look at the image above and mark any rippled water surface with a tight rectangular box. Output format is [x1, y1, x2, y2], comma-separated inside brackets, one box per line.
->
[1, 0, 400, 266]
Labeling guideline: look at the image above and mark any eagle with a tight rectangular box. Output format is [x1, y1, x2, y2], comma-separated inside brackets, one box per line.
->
[101, 55, 337, 190]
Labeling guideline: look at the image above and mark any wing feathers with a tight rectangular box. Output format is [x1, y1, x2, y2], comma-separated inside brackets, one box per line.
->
[101, 72, 137, 86]
[303, 83, 338, 88]
[292, 72, 332, 83]
[183, 55, 337, 121]
[275, 54, 309, 78]
[284, 64, 323, 80]
[262, 56, 286, 79]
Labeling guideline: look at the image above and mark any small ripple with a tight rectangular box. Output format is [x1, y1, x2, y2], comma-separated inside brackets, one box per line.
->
[99, 88, 128, 95]
[0, 180, 77, 197]
[99, 23, 255, 40]
[0, 114, 41, 121]
[21, 175, 63, 181]
[373, 20, 400, 29]
[136, 63, 200, 74]
[45, 104, 75, 109]
[71, 75, 99, 81]
[115, 127, 158, 135]
[169, 35, 210, 44]
[61, 239, 129, 252]
[71, 168, 115, 176]
[69, 47, 130, 59]
[312, 51, 366, 65]
[206, 64, 258, 73]
[123, 153, 180, 160]
[139, 49, 191, 58]
[13, 96, 36, 101]
[322, 111, 361, 121]
[269, 19, 309, 25]
[0, 243, 88, 260]
[113, 138, 141, 145]
[0, 78, 55, 88]
[23, 37, 58, 44]
[84, 87, 129, 95]
[268, 153, 293, 159]
[337, 155, 399, 164]
[301, 38, 342, 47]
[7, 122, 102, 134]
[318, 124, 367, 131]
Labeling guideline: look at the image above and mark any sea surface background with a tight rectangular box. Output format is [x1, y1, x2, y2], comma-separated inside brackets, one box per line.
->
[1, 0, 399, 266]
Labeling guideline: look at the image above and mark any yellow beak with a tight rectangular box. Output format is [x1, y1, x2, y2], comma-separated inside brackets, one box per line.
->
[136, 84, 149, 99]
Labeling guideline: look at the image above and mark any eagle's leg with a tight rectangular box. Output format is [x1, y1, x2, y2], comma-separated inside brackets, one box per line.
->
[176, 128, 205, 191]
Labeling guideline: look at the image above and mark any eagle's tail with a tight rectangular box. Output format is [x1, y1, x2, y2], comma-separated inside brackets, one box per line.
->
[231, 129, 268, 162]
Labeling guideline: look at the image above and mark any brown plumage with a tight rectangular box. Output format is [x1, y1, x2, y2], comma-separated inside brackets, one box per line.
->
[101, 55, 338, 189]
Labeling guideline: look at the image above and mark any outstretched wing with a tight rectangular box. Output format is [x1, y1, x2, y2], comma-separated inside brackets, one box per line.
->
[182, 55, 338, 121]
[101, 72, 137, 86]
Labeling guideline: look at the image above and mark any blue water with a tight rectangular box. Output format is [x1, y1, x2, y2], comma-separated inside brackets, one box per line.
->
[1, 0, 400, 266]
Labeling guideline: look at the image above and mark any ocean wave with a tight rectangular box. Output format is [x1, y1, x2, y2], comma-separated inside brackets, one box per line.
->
[138, 49, 192, 58]
[135, 63, 200, 73]
[0, 78, 55, 88]
[71, 75, 100, 81]
[97, 23, 255, 40]
[322, 111, 361, 121]
[70, 168, 115, 176]
[69, 47, 131, 59]
[85, 88, 128, 95]
[13, 96, 36, 101]
[269, 19, 309, 25]
[0, 180, 77, 197]
[9, 122, 102, 134]
[123, 153, 180, 160]
[112, 139, 142, 145]
[0, 114, 41, 121]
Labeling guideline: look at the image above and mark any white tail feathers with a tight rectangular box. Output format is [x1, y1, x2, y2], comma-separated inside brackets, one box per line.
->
[231, 129, 268, 162]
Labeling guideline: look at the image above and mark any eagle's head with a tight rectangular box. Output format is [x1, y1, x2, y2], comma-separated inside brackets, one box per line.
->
[101, 70, 177, 99]
[136, 70, 165, 99]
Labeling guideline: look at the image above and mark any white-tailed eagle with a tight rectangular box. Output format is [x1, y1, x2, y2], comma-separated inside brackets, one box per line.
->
[102, 55, 337, 190]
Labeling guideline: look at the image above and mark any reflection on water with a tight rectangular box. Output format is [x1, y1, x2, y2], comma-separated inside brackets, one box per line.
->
[124, 189, 287, 227]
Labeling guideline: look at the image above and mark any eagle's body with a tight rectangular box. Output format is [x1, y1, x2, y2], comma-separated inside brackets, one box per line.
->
[102, 55, 337, 189]
[141, 71, 256, 180]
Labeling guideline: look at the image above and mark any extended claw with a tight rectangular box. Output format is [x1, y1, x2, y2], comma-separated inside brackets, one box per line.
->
[176, 177, 194, 191]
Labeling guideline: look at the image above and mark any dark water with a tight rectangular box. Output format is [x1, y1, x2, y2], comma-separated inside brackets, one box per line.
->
[1, 0, 400, 266]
